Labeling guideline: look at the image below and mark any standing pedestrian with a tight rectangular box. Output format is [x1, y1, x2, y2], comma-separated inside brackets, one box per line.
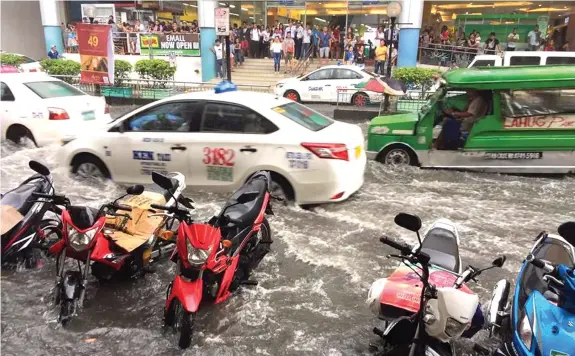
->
[47, 45, 60, 59]
[311, 25, 320, 62]
[271, 37, 282, 74]
[527, 25, 540, 51]
[374, 39, 387, 75]
[344, 45, 354, 65]
[234, 38, 244, 66]
[250, 24, 261, 58]
[506, 28, 519, 51]
[210, 39, 224, 79]
[483, 32, 501, 55]
[333, 25, 342, 60]
[318, 26, 331, 67]
[282, 33, 295, 74]
[262, 26, 270, 58]
[354, 44, 365, 69]
[295, 22, 304, 60]
[301, 24, 312, 60]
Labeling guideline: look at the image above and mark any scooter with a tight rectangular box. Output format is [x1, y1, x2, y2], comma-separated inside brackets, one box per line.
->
[368, 213, 506, 355]
[1, 161, 61, 268]
[487, 221, 575, 356]
[149, 171, 274, 349]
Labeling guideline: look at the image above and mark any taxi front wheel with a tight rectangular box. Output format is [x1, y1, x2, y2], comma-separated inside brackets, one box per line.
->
[71, 154, 111, 180]
[283, 90, 300, 102]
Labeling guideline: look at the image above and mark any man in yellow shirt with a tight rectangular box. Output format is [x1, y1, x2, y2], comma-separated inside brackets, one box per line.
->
[374, 39, 388, 76]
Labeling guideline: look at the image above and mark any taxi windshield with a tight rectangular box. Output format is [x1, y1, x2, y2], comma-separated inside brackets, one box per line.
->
[272, 102, 333, 131]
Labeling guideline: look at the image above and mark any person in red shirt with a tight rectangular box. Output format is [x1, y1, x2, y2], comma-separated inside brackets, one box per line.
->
[333, 25, 341, 60]
[544, 39, 556, 51]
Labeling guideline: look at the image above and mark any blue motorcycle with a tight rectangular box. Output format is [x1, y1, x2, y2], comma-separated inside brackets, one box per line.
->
[486, 221, 575, 356]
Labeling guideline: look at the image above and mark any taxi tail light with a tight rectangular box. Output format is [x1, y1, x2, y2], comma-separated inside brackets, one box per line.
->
[48, 108, 70, 120]
[104, 103, 110, 114]
[301, 143, 349, 161]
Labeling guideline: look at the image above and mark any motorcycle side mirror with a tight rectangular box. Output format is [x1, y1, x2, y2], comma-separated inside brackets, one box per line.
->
[29, 160, 50, 176]
[152, 171, 174, 190]
[126, 184, 144, 195]
[394, 213, 422, 232]
[492, 256, 506, 268]
[558, 221, 575, 246]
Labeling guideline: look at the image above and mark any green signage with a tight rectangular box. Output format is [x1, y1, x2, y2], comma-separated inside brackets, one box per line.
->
[139, 33, 200, 56]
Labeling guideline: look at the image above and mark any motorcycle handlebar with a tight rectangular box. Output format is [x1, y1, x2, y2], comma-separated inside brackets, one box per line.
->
[380, 236, 412, 255]
[529, 257, 555, 274]
[151, 203, 170, 211]
[32, 192, 54, 198]
[114, 204, 132, 212]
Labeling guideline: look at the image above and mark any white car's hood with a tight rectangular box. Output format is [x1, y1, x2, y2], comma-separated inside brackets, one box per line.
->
[277, 77, 301, 86]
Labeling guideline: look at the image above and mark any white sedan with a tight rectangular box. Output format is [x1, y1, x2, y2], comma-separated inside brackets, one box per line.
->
[1, 73, 111, 147]
[59, 89, 366, 205]
[274, 65, 383, 106]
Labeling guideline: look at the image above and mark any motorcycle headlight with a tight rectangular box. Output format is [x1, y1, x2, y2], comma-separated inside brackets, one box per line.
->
[519, 314, 533, 350]
[185, 238, 212, 267]
[445, 317, 467, 337]
[67, 225, 98, 251]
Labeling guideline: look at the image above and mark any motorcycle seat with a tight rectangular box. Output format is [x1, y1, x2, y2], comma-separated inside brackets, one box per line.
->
[0, 177, 45, 214]
[420, 227, 460, 273]
[222, 178, 267, 227]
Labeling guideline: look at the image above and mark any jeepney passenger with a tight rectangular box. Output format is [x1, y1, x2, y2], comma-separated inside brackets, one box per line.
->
[434, 89, 488, 150]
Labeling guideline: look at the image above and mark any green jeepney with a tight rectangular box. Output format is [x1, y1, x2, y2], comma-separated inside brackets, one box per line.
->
[366, 65, 575, 174]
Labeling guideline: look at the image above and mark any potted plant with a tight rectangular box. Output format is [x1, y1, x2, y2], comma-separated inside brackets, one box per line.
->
[103, 59, 133, 98]
[39, 58, 81, 83]
[134, 59, 177, 99]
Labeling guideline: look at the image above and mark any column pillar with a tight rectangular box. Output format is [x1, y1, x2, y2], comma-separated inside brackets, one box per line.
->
[198, 0, 216, 82]
[398, 0, 423, 67]
[40, 0, 64, 56]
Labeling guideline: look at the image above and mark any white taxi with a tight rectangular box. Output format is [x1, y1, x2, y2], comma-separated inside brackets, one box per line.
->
[1, 73, 111, 147]
[59, 87, 366, 205]
[274, 65, 382, 106]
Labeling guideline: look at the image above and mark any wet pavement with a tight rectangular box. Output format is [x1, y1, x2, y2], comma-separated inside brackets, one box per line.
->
[1, 105, 574, 356]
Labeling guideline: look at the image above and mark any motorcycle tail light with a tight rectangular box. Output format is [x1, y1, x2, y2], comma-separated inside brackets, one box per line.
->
[67, 225, 98, 251]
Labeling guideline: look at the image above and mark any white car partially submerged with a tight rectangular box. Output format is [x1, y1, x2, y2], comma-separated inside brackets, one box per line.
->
[1, 73, 111, 146]
[275, 65, 383, 106]
[59, 89, 366, 205]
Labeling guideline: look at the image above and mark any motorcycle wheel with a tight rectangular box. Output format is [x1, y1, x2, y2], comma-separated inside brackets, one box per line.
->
[171, 299, 195, 349]
[248, 217, 273, 270]
[59, 299, 74, 326]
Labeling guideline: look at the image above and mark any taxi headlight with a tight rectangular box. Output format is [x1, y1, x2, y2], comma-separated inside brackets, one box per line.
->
[276, 83, 284, 88]
[67, 225, 98, 251]
[185, 238, 212, 266]
[444, 317, 467, 337]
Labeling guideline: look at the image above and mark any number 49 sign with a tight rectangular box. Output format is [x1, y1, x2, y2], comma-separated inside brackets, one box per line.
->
[215, 7, 230, 36]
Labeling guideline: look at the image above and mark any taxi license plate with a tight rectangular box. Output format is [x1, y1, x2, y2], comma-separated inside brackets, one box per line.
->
[82, 111, 96, 121]
[355, 146, 362, 159]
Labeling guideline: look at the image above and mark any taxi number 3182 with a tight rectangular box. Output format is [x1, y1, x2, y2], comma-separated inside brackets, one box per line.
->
[203, 147, 235, 166]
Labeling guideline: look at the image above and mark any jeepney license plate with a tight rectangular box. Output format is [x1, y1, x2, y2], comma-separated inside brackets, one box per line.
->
[82, 111, 96, 121]
[484, 152, 542, 160]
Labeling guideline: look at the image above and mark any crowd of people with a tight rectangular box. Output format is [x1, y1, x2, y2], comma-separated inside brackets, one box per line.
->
[420, 24, 570, 54]
[214, 20, 399, 76]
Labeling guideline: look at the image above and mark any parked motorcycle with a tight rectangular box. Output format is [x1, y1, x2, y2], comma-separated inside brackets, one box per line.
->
[367, 213, 506, 355]
[45, 172, 186, 324]
[149, 170, 274, 349]
[487, 221, 575, 356]
[1, 161, 61, 267]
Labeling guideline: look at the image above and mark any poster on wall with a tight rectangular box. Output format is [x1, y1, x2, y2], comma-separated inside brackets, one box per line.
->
[139, 33, 200, 56]
[76, 24, 114, 84]
[215, 7, 230, 36]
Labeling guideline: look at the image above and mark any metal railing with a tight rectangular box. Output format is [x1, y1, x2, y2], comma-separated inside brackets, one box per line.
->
[418, 43, 483, 68]
[52, 75, 272, 99]
[336, 87, 433, 113]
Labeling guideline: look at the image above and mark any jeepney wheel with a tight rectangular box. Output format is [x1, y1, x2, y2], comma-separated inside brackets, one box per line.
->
[284, 90, 300, 102]
[378, 146, 417, 166]
[352, 92, 369, 106]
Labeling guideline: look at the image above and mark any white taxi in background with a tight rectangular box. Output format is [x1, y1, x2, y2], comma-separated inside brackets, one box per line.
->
[59, 85, 366, 205]
[274, 65, 382, 106]
[1, 73, 111, 146]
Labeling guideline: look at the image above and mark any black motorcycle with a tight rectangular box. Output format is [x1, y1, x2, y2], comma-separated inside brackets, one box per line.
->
[1, 161, 62, 267]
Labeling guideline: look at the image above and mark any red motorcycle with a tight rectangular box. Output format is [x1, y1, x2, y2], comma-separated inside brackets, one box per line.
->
[149, 171, 274, 349]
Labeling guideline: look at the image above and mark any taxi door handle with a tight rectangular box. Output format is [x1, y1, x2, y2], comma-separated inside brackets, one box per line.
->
[324, 84, 331, 87]
[240, 147, 257, 153]
[171, 145, 187, 151]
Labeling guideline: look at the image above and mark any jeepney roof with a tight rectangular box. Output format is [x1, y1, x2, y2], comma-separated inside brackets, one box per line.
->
[442, 65, 575, 90]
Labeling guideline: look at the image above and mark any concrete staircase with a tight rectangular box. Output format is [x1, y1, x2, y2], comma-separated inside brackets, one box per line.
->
[212, 57, 340, 90]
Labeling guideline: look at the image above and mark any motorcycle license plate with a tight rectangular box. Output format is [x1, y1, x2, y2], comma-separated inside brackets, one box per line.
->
[82, 111, 95, 121]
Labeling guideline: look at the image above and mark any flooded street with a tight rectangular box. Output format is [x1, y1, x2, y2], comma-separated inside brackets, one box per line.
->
[1, 110, 574, 356]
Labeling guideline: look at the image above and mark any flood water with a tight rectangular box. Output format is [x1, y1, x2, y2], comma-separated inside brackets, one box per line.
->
[1, 116, 574, 356]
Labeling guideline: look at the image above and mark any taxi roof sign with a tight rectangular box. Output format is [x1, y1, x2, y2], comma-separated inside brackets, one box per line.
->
[215, 80, 237, 93]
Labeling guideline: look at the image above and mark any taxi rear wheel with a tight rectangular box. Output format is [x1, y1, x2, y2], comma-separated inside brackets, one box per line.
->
[284, 90, 300, 102]
[269, 172, 294, 202]
[6, 125, 37, 147]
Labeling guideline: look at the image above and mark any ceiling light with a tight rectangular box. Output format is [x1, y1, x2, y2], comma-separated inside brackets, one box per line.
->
[241, 7, 248, 11]
[231, 13, 239, 16]
[219, 2, 226, 5]
[539, 4, 541, 6]
[315, 17, 327, 22]
[230, 4, 235, 8]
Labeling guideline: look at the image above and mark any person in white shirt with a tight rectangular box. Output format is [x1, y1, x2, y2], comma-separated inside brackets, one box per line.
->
[250, 24, 261, 58]
[270, 37, 283, 73]
[527, 25, 540, 51]
[135, 20, 145, 32]
[507, 28, 519, 51]
[301, 24, 312, 60]
[210, 39, 224, 79]
[261, 27, 270, 58]
[295, 23, 304, 60]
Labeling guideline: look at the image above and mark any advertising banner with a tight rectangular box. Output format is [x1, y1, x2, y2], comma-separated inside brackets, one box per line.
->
[139, 33, 200, 56]
[77, 24, 114, 84]
[215, 8, 230, 36]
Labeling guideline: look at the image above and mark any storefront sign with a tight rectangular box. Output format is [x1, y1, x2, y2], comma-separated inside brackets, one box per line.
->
[215, 7, 230, 36]
[76, 24, 114, 85]
[503, 114, 575, 129]
[139, 33, 200, 56]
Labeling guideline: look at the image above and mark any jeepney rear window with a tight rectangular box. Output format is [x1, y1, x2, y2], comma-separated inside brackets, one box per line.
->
[501, 89, 575, 117]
